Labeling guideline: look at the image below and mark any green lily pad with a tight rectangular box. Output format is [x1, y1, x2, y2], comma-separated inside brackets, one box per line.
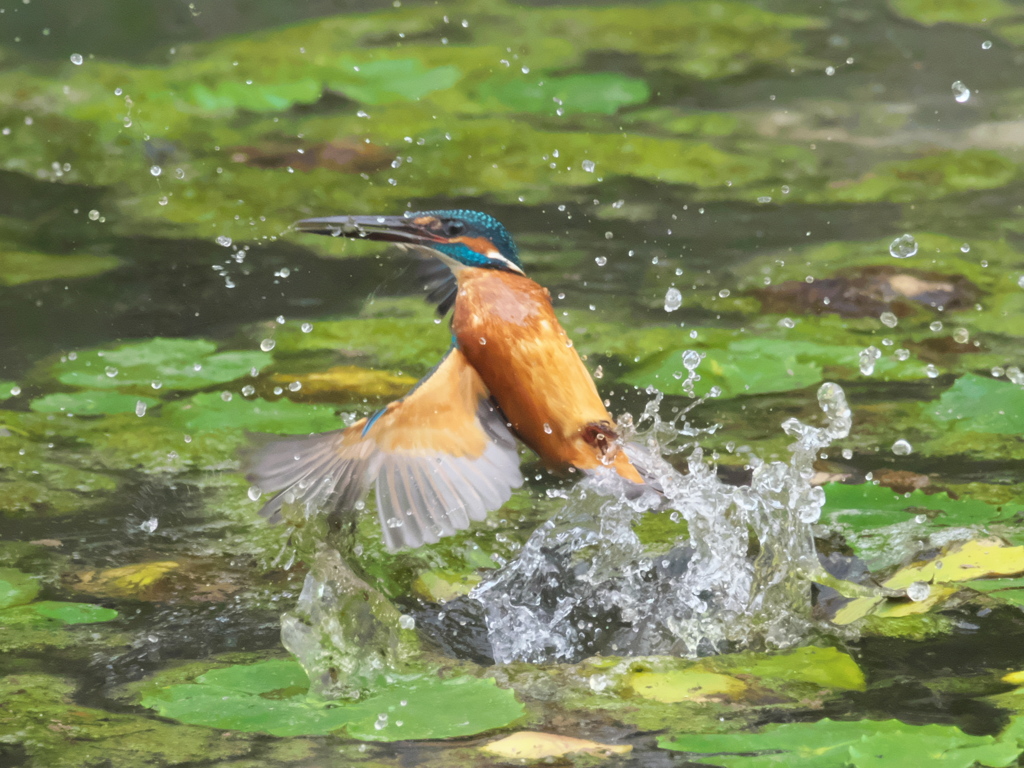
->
[0, 250, 121, 286]
[474, 72, 650, 115]
[142, 659, 525, 740]
[0, 568, 40, 609]
[53, 338, 271, 391]
[822, 483, 1019, 532]
[162, 392, 342, 434]
[888, 0, 1020, 26]
[966, 576, 1024, 607]
[30, 391, 160, 415]
[926, 373, 1024, 434]
[659, 716, 1024, 767]
[1, 601, 119, 626]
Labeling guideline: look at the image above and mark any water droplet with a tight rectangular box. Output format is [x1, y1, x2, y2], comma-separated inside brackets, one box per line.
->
[778, 317, 795, 329]
[664, 287, 682, 312]
[9, 385, 22, 396]
[241, 384, 255, 396]
[216, 235, 233, 247]
[894, 348, 910, 361]
[929, 321, 943, 332]
[140, 516, 159, 533]
[982, 40, 993, 50]
[300, 322, 313, 333]
[88, 209, 100, 221]
[543, 423, 553, 434]
[757, 195, 772, 203]
[374, 713, 388, 731]
[247, 485, 263, 501]
[951, 80, 971, 103]
[220, 391, 232, 402]
[70, 53, 83, 65]
[581, 159, 596, 173]
[953, 328, 969, 344]
[889, 233, 917, 259]
[718, 288, 731, 298]
[135, 400, 147, 417]
[841, 448, 853, 460]
[594, 256, 607, 266]
[1017, 275, 1024, 290]
[260, 339, 275, 352]
[104, 366, 118, 378]
[879, 311, 898, 328]
[925, 364, 940, 378]
[288, 381, 301, 392]
[682, 349, 701, 371]
[149, 165, 162, 177]
[892, 438, 913, 455]
[479, 337, 487, 345]
[398, 615, 416, 629]
[859, 346, 881, 375]
[960, 243, 970, 253]
[906, 581, 930, 602]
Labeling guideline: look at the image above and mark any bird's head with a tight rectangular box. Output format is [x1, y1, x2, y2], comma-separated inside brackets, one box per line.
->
[295, 209, 523, 274]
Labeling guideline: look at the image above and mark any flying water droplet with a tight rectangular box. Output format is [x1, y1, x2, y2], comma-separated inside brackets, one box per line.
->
[681, 349, 702, 371]
[543, 423, 553, 434]
[241, 384, 255, 396]
[1017, 275, 1024, 290]
[594, 256, 607, 266]
[301, 322, 313, 333]
[260, 339, 275, 352]
[70, 53, 83, 65]
[889, 233, 917, 259]
[88, 209, 101, 221]
[104, 366, 118, 378]
[879, 311, 898, 328]
[140, 516, 159, 533]
[982, 40, 993, 50]
[150, 165, 162, 177]
[134, 400, 147, 417]
[953, 328, 969, 344]
[664, 287, 682, 312]
[247, 485, 263, 501]
[892, 438, 913, 455]
[925, 364, 940, 378]
[859, 346, 881, 375]
[951, 80, 971, 103]
[581, 159, 596, 173]
[216, 235, 233, 247]
[398, 615, 416, 629]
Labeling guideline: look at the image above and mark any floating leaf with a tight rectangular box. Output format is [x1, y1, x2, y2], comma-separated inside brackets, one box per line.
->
[481, 731, 632, 759]
[0, 568, 40, 609]
[269, 366, 416, 400]
[71, 561, 180, 599]
[927, 374, 1024, 435]
[883, 538, 1024, 590]
[888, 0, 1019, 26]
[823, 482, 1018, 532]
[738, 647, 866, 691]
[475, 72, 650, 115]
[142, 659, 525, 740]
[967, 576, 1024, 607]
[26, 601, 119, 625]
[162, 392, 342, 434]
[628, 670, 747, 703]
[659, 716, 1024, 767]
[30, 391, 160, 415]
[0, 250, 120, 286]
[53, 338, 271, 391]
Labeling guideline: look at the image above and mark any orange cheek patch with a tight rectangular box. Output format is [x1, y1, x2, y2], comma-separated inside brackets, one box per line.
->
[412, 215, 438, 227]
[454, 235, 496, 255]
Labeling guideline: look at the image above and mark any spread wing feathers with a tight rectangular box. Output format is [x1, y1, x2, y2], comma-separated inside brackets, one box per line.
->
[244, 348, 523, 551]
[418, 258, 458, 316]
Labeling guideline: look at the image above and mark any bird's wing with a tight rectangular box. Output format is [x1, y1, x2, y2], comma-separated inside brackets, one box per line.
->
[418, 257, 458, 316]
[244, 347, 523, 551]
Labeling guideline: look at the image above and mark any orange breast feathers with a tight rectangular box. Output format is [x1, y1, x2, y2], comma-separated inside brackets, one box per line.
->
[452, 268, 643, 484]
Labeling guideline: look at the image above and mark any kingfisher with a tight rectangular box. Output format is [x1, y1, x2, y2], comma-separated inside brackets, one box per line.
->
[246, 210, 646, 551]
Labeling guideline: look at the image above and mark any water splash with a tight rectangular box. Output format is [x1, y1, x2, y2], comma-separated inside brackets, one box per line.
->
[472, 381, 852, 664]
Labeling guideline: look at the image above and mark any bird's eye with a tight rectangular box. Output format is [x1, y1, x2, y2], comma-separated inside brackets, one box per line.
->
[443, 220, 466, 237]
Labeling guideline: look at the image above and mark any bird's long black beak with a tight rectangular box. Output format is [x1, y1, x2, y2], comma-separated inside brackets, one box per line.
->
[294, 214, 444, 246]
